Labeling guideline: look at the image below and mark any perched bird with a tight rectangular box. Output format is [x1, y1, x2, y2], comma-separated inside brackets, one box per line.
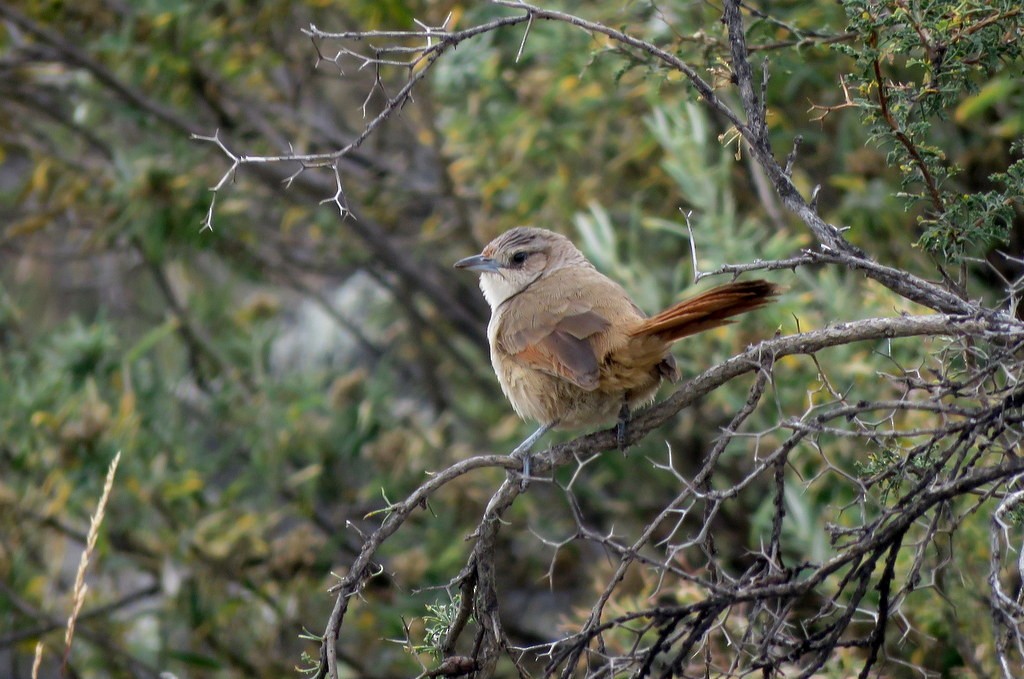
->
[455, 226, 779, 480]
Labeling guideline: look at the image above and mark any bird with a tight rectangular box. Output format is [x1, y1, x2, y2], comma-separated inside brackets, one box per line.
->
[454, 226, 779, 482]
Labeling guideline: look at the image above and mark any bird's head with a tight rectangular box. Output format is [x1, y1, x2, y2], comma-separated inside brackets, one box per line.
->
[454, 227, 591, 310]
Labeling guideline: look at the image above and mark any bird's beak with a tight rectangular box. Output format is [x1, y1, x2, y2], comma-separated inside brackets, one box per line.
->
[454, 254, 501, 273]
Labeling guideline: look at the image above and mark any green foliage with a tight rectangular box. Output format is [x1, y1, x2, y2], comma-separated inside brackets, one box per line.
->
[1006, 505, 1024, 527]
[835, 0, 1024, 260]
[2, 0, 1022, 676]
[918, 188, 1015, 260]
[50, 318, 121, 383]
[417, 594, 467, 660]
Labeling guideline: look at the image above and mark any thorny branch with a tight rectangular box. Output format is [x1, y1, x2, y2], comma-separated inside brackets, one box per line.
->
[192, 11, 534, 228]
[313, 311, 1024, 677]
[184, 2, 1024, 678]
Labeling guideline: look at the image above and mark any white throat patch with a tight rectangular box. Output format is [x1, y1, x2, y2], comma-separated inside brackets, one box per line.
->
[478, 272, 522, 311]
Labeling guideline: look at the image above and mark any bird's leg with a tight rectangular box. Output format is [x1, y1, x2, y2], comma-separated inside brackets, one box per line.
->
[511, 421, 557, 489]
[616, 401, 631, 454]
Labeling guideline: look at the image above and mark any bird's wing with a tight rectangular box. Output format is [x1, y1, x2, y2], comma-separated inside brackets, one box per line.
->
[499, 306, 610, 391]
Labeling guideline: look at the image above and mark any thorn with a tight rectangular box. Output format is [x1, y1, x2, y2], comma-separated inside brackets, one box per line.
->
[785, 135, 803, 177]
[516, 14, 534, 63]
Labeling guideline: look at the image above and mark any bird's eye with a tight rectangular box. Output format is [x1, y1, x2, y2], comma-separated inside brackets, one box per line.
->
[510, 251, 529, 266]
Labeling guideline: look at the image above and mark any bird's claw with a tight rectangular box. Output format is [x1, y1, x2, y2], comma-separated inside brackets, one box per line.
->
[507, 422, 556, 492]
[510, 445, 532, 490]
[616, 403, 630, 455]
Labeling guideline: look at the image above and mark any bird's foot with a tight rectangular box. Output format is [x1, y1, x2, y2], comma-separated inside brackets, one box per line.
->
[510, 444, 532, 491]
[616, 402, 631, 455]
[509, 422, 556, 491]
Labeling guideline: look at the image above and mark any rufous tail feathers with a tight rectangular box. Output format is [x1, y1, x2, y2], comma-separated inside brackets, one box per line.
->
[631, 280, 780, 343]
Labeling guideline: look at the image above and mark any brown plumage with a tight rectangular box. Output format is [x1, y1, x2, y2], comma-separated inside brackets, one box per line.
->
[455, 227, 779, 471]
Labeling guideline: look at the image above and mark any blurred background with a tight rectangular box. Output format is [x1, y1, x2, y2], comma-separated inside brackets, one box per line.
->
[1, 1, 1021, 677]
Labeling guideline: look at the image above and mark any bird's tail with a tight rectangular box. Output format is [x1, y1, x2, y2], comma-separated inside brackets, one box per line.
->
[631, 280, 780, 342]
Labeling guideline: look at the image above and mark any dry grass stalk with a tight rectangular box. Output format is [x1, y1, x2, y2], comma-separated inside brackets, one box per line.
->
[32, 641, 43, 679]
[62, 450, 121, 673]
